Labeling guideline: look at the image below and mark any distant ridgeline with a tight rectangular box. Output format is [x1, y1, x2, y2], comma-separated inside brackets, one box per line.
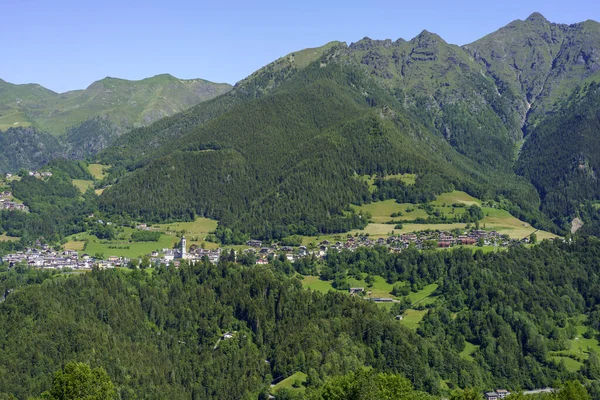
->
[95, 13, 600, 239]
[0, 75, 232, 173]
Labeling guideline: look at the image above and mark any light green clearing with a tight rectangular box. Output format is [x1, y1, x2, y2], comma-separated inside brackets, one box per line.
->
[553, 356, 583, 373]
[63, 241, 85, 251]
[432, 191, 480, 206]
[401, 309, 427, 330]
[0, 111, 32, 130]
[351, 200, 428, 223]
[301, 276, 438, 327]
[382, 173, 417, 185]
[301, 276, 334, 294]
[349, 191, 557, 240]
[302, 274, 397, 299]
[64, 227, 180, 259]
[271, 371, 307, 394]
[460, 341, 480, 362]
[569, 321, 600, 356]
[153, 217, 219, 248]
[72, 179, 94, 193]
[358, 174, 416, 193]
[407, 283, 438, 305]
[0, 234, 19, 242]
[88, 164, 109, 180]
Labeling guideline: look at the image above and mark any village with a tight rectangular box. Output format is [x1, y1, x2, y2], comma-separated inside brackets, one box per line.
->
[1, 224, 530, 271]
[0, 191, 27, 212]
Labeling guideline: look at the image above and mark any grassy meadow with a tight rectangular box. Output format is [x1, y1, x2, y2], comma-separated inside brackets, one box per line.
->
[62, 217, 219, 259]
[271, 371, 307, 395]
[348, 191, 557, 240]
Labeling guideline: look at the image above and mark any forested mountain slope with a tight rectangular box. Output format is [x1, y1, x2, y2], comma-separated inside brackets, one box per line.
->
[99, 62, 545, 240]
[96, 13, 600, 237]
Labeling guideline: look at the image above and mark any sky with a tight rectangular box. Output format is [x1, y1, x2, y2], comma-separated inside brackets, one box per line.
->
[1, 0, 598, 93]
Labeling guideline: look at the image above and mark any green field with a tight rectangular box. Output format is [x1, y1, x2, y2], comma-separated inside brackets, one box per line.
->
[349, 191, 557, 240]
[460, 341, 480, 361]
[72, 179, 94, 193]
[554, 356, 583, 373]
[432, 191, 480, 206]
[301, 275, 437, 330]
[401, 309, 428, 329]
[271, 371, 307, 394]
[0, 111, 31, 130]
[88, 164, 109, 180]
[408, 283, 438, 305]
[351, 200, 428, 223]
[0, 234, 19, 242]
[64, 227, 180, 259]
[154, 218, 219, 248]
[301, 274, 396, 298]
[301, 276, 335, 294]
[480, 207, 557, 240]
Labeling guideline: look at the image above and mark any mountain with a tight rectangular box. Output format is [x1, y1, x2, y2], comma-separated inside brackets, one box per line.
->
[96, 13, 600, 238]
[464, 12, 600, 132]
[0, 75, 232, 171]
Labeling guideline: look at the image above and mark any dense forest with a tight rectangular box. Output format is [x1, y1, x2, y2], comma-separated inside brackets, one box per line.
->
[0, 127, 66, 174]
[98, 61, 550, 241]
[1, 238, 600, 398]
[517, 82, 600, 232]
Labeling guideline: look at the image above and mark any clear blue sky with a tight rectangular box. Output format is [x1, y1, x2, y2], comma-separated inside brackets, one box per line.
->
[2, 0, 598, 93]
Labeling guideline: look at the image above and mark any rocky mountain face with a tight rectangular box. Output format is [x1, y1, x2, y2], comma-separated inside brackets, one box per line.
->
[464, 12, 600, 131]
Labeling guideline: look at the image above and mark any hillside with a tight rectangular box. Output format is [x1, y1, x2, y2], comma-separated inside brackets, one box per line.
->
[0, 75, 232, 171]
[464, 12, 600, 131]
[99, 61, 547, 240]
[2, 239, 600, 398]
[96, 13, 600, 238]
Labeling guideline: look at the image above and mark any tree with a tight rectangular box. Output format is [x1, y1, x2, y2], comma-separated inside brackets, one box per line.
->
[555, 380, 590, 400]
[35, 362, 116, 400]
[529, 232, 537, 244]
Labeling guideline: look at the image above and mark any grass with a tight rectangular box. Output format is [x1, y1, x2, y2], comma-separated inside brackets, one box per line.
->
[553, 356, 583, 373]
[401, 309, 428, 329]
[72, 179, 94, 193]
[408, 283, 438, 305]
[271, 371, 307, 394]
[570, 321, 600, 356]
[0, 234, 19, 242]
[88, 164, 109, 180]
[301, 276, 334, 294]
[0, 111, 32, 130]
[301, 275, 398, 299]
[64, 227, 181, 259]
[460, 341, 480, 361]
[480, 207, 557, 240]
[63, 241, 85, 251]
[351, 200, 428, 223]
[153, 217, 219, 248]
[432, 191, 480, 206]
[382, 173, 417, 185]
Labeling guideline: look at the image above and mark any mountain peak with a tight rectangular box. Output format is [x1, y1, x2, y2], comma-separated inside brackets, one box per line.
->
[526, 12, 549, 23]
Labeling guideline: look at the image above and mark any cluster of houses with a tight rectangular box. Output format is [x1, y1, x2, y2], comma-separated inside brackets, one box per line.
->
[0, 225, 532, 271]
[28, 170, 52, 179]
[484, 389, 510, 400]
[0, 191, 27, 212]
[1, 247, 96, 270]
